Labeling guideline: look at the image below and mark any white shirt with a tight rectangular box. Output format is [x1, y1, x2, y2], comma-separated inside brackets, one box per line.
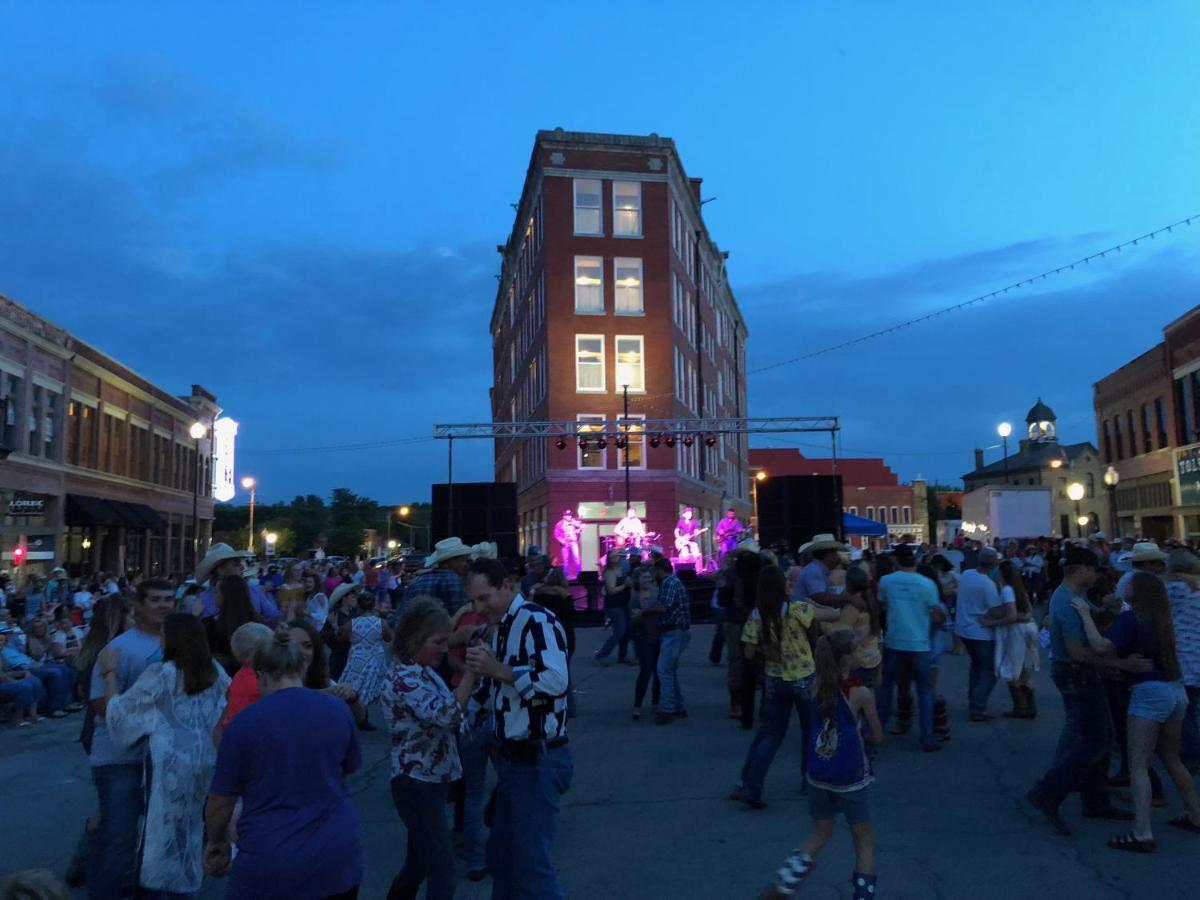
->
[955, 569, 1004, 640]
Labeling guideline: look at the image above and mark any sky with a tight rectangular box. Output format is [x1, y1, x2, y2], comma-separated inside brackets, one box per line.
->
[2, 1, 1199, 502]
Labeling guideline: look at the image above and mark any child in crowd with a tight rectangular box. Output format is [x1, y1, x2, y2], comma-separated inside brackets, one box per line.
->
[762, 630, 883, 900]
[218, 622, 274, 734]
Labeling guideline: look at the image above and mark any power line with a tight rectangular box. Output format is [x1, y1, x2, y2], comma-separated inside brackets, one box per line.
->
[749, 213, 1198, 375]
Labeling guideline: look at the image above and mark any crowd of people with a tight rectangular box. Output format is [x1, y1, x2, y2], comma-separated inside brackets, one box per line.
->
[1, 526, 1198, 898]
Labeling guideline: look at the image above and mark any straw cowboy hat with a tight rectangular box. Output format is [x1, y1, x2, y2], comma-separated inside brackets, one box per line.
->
[195, 543, 252, 585]
[425, 537, 473, 568]
[805, 533, 848, 555]
[470, 541, 499, 560]
[1130, 541, 1167, 564]
[329, 582, 360, 608]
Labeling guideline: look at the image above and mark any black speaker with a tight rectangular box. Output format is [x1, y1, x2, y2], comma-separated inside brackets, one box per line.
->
[431, 482, 518, 559]
[757, 475, 843, 552]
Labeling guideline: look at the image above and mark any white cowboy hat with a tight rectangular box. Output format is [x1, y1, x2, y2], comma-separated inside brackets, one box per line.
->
[329, 582, 360, 608]
[805, 533, 848, 554]
[195, 543, 252, 585]
[1088, 531, 1108, 543]
[1130, 541, 1167, 564]
[50, 566, 67, 577]
[425, 537, 473, 568]
[734, 538, 760, 554]
[470, 541, 498, 560]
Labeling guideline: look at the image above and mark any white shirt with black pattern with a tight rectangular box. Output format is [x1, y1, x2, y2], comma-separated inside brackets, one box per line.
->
[487, 594, 570, 743]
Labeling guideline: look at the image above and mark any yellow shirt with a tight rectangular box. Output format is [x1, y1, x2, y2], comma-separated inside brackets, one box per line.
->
[741, 601, 816, 681]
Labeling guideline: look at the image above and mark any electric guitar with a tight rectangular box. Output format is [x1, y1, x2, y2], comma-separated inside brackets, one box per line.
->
[674, 526, 709, 554]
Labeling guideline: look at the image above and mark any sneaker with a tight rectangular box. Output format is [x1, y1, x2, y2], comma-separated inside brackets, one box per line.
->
[1026, 789, 1072, 836]
[729, 787, 767, 810]
[631, 708, 641, 721]
[47, 710, 68, 719]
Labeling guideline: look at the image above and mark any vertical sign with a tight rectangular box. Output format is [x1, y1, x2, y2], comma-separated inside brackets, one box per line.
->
[1175, 444, 1200, 506]
[211, 417, 239, 502]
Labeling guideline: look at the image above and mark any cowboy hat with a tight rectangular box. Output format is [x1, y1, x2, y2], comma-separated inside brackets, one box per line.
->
[329, 582, 360, 608]
[470, 541, 499, 560]
[49, 566, 67, 577]
[195, 543, 252, 585]
[734, 538, 760, 554]
[425, 537, 473, 568]
[1130, 541, 1167, 564]
[805, 533, 847, 554]
[1088, 531, 1108, 543]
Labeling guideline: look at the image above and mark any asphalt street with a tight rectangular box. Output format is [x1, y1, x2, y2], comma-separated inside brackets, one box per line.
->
[1, 625, 1196, 899]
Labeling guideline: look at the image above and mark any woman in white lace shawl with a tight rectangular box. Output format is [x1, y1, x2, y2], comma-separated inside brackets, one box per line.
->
[100, 612, 230, 896]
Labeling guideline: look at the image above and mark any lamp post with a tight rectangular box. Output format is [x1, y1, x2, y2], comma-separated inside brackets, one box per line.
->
[189, 422, 207, 570]
[1077, 514, 1090, 535]
[997, 422, 1012, 479]
[752, 469, 767, 539]
[1104, 465, 1120, 538]
[241, 476, 257, 554]
[265, 531, 278, 558]
[1067, 481, 1086, 537]
[616, 362, 633, 514]
[396, 505, 421, 551]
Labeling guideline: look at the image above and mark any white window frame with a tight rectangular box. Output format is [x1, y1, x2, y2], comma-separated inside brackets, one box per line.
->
[576, 413, 606, 469]
[866, 506, 875, 520]
[902, 506, 911, 524]
[573, 178, 603, 236]
[575, 334, 606, 393]
[891, 506, 899, 524]
[619, 412, 647, 470]
[612, 181, 642, 237]
[615, 335, 645, 393]
[614, 257, 644, 315]
[574, 256, 604, 314]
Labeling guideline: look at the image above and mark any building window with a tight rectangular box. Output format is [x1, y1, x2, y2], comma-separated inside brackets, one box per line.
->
[573, 178, 602, 235]
[613, 181, 641, 236]
[1141, 404, 1153, 454]
[27, 385, 43, 456]
[1155, 397, 1169, 449]
[574, 256, 604, 313]
[902, 506, 911, 524]
[1102, 419, 1113, 463]
[1114, 415, 1124, 460]
[615, 335, 644, 393]
[0, 372, 20, 452]
[575, 335, 605, 392]
[1086, 473, 1095, 499]
[866, 506, 875, 520]
[620, 413, 646, 468]
[614, 258, 643, 314]
[577, 414, 605, 469]
[1127, 411, 1137, 457]
[890, 506, 899, 524]
[849, 507, 858, 516]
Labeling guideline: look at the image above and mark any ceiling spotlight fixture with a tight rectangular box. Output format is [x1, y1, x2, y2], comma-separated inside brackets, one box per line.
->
[578, 437, 589, 450]
[682, 434, 695, 448]
[615, 436, 627, 449]
[649, 434, 661, 448]
[664, 435, 677, 448]
[595, 436, 607, 449]
[704, 434, 717, 447]
[555, 438, 567, 451]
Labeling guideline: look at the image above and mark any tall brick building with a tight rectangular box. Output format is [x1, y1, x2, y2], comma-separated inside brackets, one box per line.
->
[490, 130, 750, 573]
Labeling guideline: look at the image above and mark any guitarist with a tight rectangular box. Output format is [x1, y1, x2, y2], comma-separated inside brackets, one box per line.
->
[674, 507, 706, 561]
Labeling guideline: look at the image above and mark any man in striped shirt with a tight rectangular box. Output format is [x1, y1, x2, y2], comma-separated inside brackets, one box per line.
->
[465, 557, 571, 899]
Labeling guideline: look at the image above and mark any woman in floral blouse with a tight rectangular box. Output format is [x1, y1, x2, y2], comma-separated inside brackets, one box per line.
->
[382, 596, 478, 900]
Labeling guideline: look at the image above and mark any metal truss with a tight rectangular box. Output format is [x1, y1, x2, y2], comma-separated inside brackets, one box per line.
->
[433, 416, 839, 440]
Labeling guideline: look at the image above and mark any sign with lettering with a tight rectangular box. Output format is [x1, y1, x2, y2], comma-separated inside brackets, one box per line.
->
[1175, 444, 1200, 506]
[211, 417, 239, 503]
[576, 501, 646, 520]
[7, 494, 45, 516]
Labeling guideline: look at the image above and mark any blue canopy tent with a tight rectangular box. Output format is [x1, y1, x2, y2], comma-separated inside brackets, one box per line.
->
[843, 512, 888, 537]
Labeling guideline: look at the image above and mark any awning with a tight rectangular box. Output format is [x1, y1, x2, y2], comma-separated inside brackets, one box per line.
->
[843, 512, 888, 537]
[65, 494, 164, 530]
[114, 501, 164, 529]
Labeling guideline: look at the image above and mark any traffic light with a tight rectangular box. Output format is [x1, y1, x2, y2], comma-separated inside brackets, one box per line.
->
[12, 544, 26, 565]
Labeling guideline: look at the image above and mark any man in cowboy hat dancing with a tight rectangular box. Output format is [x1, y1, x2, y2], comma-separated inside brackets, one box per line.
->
[195, 544, 280, 626]
[401, 537, 472, 617]
[790, 533, 849, 608]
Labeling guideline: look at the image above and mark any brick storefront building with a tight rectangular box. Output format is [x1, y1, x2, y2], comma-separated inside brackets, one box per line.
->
[490, 130, 751, 573]
[1094, 304, 1200, 540]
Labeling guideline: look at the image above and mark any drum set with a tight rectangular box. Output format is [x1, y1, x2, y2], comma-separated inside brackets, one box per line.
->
[601, 531, 661, 553]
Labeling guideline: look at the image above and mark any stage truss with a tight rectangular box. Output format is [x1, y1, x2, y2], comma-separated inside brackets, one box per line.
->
[434, 416, 839, 441]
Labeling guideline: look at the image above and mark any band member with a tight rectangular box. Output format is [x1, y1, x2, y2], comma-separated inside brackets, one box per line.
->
[674, 507, 706, 561]
[614, 507, 646, 548]
[553, 509, 582, 581]
[715, 508, 745, 559]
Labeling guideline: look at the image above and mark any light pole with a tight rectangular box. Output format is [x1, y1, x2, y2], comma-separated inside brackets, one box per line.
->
[1067, 481, 1086, 537]
[1077, 514, 1091, 535]
[997, 422, 1012, 479]
[1104, 465, 1120, 538]
[616, 363, 633, 514]
[752, 469, 767, 539]
[396, 505, 421, 550]
[241, 476, 257, 554]
[265, 531, 278, 558]
[189, 421, 207, 570]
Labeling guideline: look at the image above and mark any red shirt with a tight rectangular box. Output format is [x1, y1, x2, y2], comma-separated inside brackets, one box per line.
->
[221, 665, 262, 727]
[449, 610, 488, 688]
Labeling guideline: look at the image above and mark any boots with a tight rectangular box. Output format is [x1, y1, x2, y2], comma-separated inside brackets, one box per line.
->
[889, 693, 913, 735]
[730, 691, 742, 720]
[933, 696, 951, 741]
[1021, 685, 1037, 719]
[1003, 683, 1026, 718]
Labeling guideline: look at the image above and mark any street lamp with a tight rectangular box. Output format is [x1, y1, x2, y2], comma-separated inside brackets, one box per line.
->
[997, 422, 1012, 478]
[189, 421, 207, 570]
[264, 531, 278, 558]
[1077, 514, 1091, 533]
[752, 469, 767, 539]
[241, 476, 257, 553]
[616, 362, 634, 515]
[387, 539, 397, 552]
[1067, 481, 1086, 537]
[395, 505, 422, 551]
[1104, 465, 1120, 538]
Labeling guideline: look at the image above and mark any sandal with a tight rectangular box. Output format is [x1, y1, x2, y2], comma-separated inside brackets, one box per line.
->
[1107, 832, 1155, 853]
[1167, 815, 1200, 834]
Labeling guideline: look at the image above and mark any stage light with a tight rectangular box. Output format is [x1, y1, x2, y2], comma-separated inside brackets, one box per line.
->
[683, 434, 694, 448]
[704, 434, 716, 447]
[664, 435, 676, 448]
[595, 436, 607, 449]
[578, 437, 588, 450]
[615, 436, 627, 449]
[555, 438, 567, 450]
[649, 434, 661, 448]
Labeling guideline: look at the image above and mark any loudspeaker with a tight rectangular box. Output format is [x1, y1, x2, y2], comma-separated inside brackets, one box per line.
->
[431, 482, 518, 559]
[757, 475, 843, 552]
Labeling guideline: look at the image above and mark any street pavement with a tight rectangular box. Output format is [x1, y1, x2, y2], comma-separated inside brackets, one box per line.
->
[2, 625, 1197, 899]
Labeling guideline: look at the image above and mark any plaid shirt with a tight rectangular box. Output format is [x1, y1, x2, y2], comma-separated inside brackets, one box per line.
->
[402, 567, 467, 616]
[658, 574, 691, 632]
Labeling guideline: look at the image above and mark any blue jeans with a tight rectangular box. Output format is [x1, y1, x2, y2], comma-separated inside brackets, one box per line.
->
[876, 648, 935, 746]
[709, 606, 727, 663]
[459, 724, 492, 871]
[489, 743, 573, 900]
[740, 675, 812, 801]
[596, 606, 630, 661]
[657, 629, 691, 714]
[1183, 686, 1200, 766]
[390, 776, 454, 900]
[633, 634, 661, 708]
[1031, 663, 1114, 812]
[32, 663, 76, 713]
[88, 762, 145, 900]
[0, 674, 45, 711]
[962, 637, 997, 715]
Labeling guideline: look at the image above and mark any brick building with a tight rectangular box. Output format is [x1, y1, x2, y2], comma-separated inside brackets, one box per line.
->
[490, 130, 750, 573]
[748, 448, 929, 550]
[1093, 304, 1200, 540]
[1, 292, 220, 578]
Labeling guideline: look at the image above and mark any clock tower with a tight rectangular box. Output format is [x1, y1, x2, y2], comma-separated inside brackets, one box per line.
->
[1026, 398, 1057, 444]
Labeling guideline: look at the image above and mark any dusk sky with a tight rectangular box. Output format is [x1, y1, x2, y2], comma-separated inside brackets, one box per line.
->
[3, 3, 1199, 502]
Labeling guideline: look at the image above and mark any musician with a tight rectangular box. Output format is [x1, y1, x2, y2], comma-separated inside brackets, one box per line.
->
[715, 508, 745, 559]
[613, 508, 645, 548]
[553, 509, 582, 581]
[674, 507, 704, 561]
